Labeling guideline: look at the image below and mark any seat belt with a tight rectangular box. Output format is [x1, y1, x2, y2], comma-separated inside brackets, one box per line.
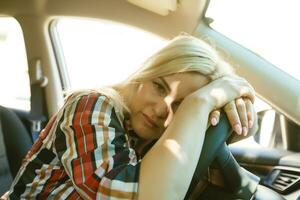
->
[29, 58, 48, 141]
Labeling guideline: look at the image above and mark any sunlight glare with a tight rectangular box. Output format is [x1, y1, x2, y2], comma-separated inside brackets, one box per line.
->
[163, 139, 187, 163]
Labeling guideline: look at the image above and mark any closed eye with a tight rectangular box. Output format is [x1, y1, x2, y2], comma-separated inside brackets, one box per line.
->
[152, 81, 167, 96]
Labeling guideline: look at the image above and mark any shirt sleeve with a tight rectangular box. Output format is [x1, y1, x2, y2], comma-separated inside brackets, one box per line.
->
[54, 92, 140, 200]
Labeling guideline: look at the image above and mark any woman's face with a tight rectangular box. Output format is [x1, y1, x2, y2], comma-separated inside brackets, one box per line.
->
[128, 72, 209, 139]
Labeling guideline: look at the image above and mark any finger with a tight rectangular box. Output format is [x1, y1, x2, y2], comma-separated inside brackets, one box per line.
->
[242, 86, 255, 104]
[209, 110, 220, 126]
[239, 79, 256, 104]
[235, 98, 248, 136]
[224, 101, 242, 135]
[245, 98, 254, 128]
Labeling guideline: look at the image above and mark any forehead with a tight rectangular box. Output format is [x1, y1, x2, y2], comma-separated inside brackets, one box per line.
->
[163, 72, 210, 100]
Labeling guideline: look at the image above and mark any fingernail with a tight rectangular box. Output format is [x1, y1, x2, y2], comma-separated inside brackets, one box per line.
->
[248, 120, 253, 128]
[234, 124, 242, 135]
[243, 127, 248, 136]
[211, 117, 218, 126]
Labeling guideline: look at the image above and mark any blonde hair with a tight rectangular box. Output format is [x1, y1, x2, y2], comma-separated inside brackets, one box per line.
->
[125, 34, 233, 83]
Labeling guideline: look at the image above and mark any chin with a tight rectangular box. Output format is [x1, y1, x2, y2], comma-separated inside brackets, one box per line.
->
[132, 123, 161, 140]
[134, 128, 157, 140]
[130, 115, 163, 139]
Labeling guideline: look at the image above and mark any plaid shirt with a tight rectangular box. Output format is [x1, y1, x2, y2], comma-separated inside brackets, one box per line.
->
[8, 91, 140, 200]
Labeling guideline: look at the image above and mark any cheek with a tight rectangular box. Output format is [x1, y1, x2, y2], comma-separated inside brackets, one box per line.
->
[130, 86, 150, 113]
[129, 97, 141, 115]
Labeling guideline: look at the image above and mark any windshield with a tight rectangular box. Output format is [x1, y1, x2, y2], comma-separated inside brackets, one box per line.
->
[206, 0, 300, 82]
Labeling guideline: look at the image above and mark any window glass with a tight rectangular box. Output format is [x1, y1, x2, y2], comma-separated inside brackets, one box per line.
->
[0, 17, 30, 111]
[52, 18, 167, 90]
[206, 0, 300, 82]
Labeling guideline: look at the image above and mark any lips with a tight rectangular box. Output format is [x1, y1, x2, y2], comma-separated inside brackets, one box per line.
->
[142, 113, 157, 128]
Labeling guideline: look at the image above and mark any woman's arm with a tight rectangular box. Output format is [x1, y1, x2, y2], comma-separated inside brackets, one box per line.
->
[139, 97, 212, 200]
[0, 191, 9, 200]
[138, 75, 255, 200]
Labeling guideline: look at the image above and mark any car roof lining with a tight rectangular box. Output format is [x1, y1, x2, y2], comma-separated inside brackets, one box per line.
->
[0, 0, 208, 39]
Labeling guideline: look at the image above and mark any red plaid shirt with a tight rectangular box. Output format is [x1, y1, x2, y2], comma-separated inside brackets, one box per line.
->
[9, 91, 140, 199]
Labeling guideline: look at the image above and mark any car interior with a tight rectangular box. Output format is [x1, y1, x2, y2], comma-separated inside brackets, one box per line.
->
[0, 0, 300, 199]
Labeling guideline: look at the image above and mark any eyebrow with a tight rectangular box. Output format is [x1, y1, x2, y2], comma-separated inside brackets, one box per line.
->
[159, 77, 171, 92]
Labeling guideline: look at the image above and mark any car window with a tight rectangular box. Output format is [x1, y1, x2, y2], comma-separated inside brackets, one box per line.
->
[51, 18, 167, 91]
[0, 17, 30, 111]
[206, 0, 300, 82]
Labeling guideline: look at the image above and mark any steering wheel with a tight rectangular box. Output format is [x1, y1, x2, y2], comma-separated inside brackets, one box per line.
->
[184, 113, 286, 200]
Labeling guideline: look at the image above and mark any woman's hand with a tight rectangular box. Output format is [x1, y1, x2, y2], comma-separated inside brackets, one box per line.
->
[188, 75, 255, 112]
[209, 98, 255, 136]
[186, 74, 256, 136]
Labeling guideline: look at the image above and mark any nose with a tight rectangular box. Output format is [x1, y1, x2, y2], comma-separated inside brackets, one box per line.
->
[153, 98, 171, 119]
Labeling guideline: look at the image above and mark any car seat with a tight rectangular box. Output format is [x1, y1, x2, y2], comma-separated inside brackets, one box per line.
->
[0, 106, 32, 195]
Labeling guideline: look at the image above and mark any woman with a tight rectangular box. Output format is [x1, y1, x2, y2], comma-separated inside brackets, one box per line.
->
[6, 35, 256, 199]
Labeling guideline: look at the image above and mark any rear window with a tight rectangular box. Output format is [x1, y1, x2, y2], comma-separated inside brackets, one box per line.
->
[0, 17, 30, 111]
